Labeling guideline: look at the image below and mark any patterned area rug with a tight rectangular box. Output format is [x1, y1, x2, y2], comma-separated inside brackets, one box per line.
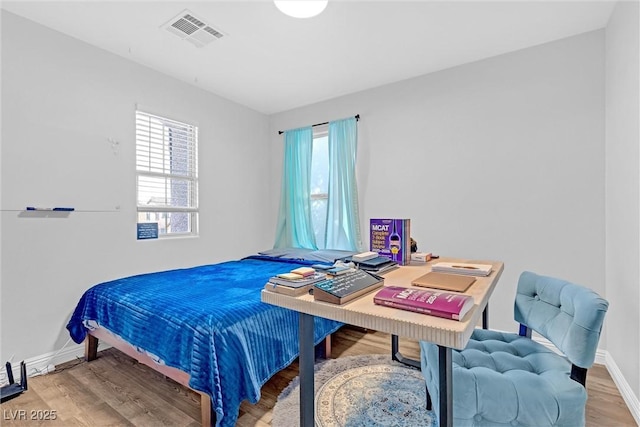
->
[272, 354, 435, 427]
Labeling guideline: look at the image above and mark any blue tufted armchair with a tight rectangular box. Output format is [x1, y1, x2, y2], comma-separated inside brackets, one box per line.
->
[419, 271, 609, 426]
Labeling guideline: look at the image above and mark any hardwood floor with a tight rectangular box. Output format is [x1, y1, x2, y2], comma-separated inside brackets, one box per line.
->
[1, 327, 636, 426]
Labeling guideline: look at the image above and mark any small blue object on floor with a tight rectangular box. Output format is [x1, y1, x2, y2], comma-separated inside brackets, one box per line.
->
[420, 271, 608, 427]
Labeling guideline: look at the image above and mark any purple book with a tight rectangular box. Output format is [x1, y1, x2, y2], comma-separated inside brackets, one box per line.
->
[373, 286, 475, 321]
[369, 219, 411, 265]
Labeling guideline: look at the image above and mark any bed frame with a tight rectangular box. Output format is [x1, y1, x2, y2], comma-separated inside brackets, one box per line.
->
[84, 328, 332, 426]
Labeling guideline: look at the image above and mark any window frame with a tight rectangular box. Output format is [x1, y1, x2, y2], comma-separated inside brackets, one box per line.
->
[135, 110, 199, 238]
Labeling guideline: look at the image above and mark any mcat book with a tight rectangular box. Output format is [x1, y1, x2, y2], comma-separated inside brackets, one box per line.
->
[373, 286, 475, 321]
[369, 219, 411, 265]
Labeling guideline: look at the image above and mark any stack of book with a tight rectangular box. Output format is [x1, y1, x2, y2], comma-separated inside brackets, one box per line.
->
[369, 218, 411, 265]
[264, 267, 330, 296]
[342, 255, 399, 275]
[431, 262, 492, 277]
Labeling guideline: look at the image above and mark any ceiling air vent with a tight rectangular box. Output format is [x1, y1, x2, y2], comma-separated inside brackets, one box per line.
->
[162, 10, 225, 48]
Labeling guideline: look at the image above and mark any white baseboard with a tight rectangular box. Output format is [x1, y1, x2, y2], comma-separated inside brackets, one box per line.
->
[605, 351, 640, 426]
[0, 340, 110, 384]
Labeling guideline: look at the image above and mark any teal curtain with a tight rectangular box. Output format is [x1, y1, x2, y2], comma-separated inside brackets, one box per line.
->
[274, 127, 318, 249]
[324, 117, 362, 251]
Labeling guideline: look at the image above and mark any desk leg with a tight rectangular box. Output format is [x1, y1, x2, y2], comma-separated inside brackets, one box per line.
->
[482, 304, 489, 329]
[299, 313, 315, 427]
[438, 345, 453, 427]
[391, 334, 421, 368]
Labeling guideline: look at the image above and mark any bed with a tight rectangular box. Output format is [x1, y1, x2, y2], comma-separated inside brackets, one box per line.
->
[66, 249, 353, 427]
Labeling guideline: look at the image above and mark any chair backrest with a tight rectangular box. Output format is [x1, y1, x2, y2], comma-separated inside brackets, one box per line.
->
[514, 271, 608, 369]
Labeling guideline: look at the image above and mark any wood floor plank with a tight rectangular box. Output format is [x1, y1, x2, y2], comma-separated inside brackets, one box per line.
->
[9, 368, 131, 427]
[71, 354, 196, 426]
[1, 326, 636, 426]
[105, 350, 201, 421]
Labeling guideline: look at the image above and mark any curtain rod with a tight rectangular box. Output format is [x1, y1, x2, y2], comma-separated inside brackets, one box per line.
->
[278, 114, 360, 135]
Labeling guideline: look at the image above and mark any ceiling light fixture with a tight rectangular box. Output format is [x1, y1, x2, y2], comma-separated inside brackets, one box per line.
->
[274, 1, 328, 19]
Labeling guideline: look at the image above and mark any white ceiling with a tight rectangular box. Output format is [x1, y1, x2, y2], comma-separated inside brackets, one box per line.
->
[1, 1, 616, 114]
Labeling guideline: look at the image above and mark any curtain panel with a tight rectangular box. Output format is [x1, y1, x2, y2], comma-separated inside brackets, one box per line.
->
[273, 127, 318, 249]
[325, 117, 362, 251]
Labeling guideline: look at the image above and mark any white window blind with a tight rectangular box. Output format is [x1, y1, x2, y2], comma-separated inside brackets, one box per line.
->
[136, 110, 198, 236]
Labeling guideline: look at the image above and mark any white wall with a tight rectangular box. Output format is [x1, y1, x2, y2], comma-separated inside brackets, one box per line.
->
[270, 30, 606, 334]
[0, 11, 273, 365]
[605, 0, 640, 403]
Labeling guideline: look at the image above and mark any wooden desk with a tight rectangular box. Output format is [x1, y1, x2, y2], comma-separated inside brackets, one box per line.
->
[261, 258, 504, 427]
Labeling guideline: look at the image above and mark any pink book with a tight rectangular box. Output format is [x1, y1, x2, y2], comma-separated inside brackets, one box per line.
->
[373, 286, 475, 321]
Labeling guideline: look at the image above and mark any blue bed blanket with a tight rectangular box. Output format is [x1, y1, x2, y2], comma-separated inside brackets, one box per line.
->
[66, 256, 342, 427]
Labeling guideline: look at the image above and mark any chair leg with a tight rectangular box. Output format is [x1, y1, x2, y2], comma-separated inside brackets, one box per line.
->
[426, 384, 432, 410]
[571, 365, 588, 387]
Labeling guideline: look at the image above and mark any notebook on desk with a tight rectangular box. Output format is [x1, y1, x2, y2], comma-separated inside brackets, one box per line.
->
[411, 272, 476, 292]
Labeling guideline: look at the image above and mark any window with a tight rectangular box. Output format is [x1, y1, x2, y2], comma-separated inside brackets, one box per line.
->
[275, 116, 359, 251]
[310, 126, 329, 248]
[136, 110, 198, 237]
